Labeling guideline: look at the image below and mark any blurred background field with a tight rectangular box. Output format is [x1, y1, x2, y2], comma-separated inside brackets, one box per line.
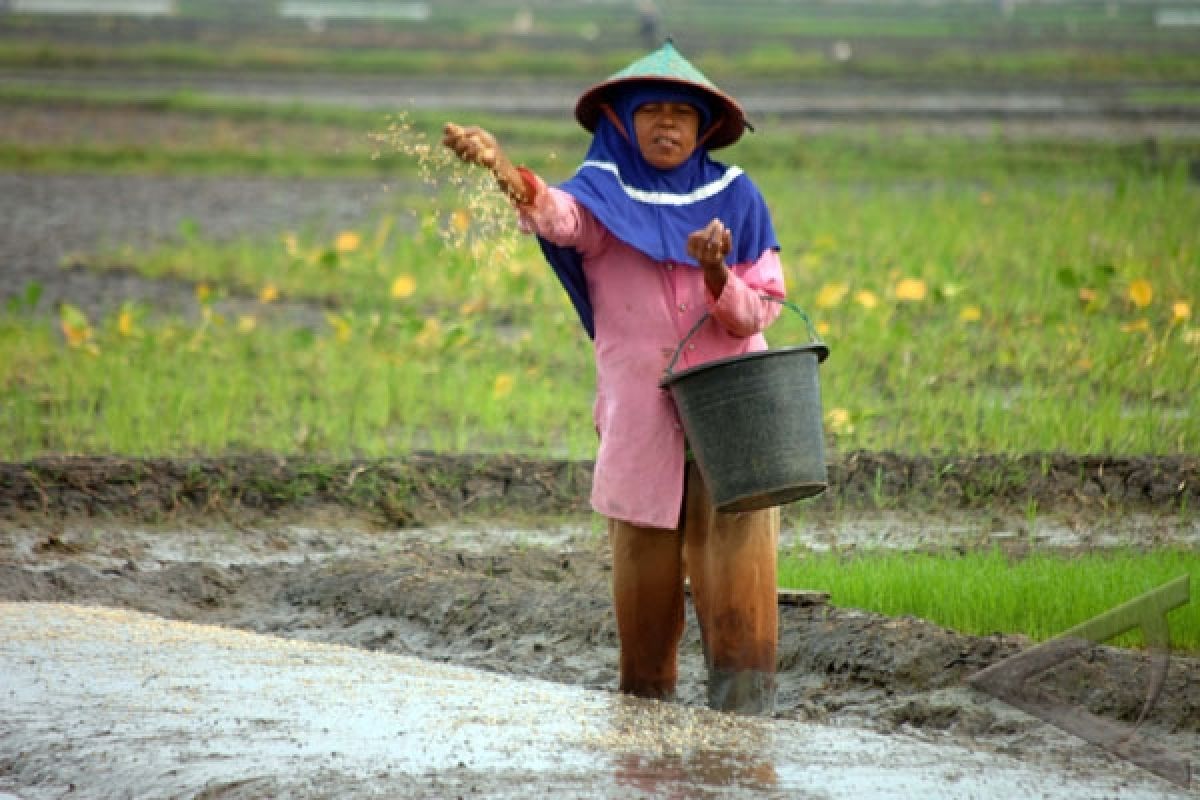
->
[1, 0, 1197, 461]
[3, 0, 1199, 81]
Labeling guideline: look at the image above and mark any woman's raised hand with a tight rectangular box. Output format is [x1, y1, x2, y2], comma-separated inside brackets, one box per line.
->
[687, 218, 733, 269]
[442, 122, 501, 169]
[687, 218, 733, 297]
[442, 122, 532, 206]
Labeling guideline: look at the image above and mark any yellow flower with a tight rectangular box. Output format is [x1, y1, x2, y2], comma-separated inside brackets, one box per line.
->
[959, 305, 982, 323]
[492, 373, 515, 398]
[854, 290, 878, 310]
[1172, 301, 1191, 323]
[237, 315, 257, 333]
[826, 407, 855, 435]
[195, 282, 212, 303]
[259, 283, 279, 304]
[894, 278, 927, 302]
[816, 321, 832, 336]
[1127, 279, 1153, 309]
[451, 209, 471, 234]
[391, 275, 416, 300]
[815, 282, 849, 309]
[117, 309, 136, 337]
[806, 281, 844, 307]
[335, 230, 361, 254]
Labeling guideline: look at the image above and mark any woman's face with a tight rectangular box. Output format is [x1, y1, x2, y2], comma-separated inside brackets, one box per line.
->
[633, 101, 700, 170]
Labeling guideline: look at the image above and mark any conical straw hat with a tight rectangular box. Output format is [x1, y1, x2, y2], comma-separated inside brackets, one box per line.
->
[574, 40, 747, 150]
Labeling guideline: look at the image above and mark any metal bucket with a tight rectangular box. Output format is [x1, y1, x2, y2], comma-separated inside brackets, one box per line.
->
[659, 299, 831, 512]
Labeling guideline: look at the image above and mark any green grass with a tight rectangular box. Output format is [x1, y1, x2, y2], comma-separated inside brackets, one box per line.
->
[3, 161, 1197, 459]
[3, 0, 1199, 82]
[2, 40, 1197, 82]
[1127, 87, 1200, 108]
[0, 91, 582, 178]
[767, 173, 1200, 454]
[778, 548, 1198, 652]
[2, 88, 1197, 182]
[0, 85, 394, 124]
[0, 306, 594, 458]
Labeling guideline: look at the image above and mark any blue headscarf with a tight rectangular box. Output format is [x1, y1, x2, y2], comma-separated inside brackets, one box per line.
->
[538, 82, 779, 339]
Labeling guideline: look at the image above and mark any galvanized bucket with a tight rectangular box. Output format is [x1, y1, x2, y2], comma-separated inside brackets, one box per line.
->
[659, 298, 830, 512]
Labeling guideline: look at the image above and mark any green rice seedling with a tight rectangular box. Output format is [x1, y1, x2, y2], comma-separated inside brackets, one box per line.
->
[0, 298, 596, 459]
[779, 547, 1200, 652]
[766, 172, 1199, 456]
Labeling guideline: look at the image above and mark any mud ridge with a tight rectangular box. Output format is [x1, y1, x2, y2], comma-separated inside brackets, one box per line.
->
[2, 452, 1196, 526]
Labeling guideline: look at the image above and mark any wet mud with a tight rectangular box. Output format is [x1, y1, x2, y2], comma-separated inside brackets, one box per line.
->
[1, 600, 1191, 799]
[0, 515, 1197, 797]
[3, 452, 1197, 525]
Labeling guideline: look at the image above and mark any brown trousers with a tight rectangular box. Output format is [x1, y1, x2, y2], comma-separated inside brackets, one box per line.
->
[608, 462, 780, 715]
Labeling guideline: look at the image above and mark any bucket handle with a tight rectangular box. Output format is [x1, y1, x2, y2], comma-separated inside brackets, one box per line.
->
[663, 295, 828, 379]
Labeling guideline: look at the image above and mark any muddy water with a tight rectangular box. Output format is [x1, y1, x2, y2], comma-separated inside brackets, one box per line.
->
[0, 602, 1190, 799]
[1, 517, 1197, 797]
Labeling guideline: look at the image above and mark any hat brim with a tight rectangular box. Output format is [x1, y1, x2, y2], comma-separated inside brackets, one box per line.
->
[575, 76, 747, 150]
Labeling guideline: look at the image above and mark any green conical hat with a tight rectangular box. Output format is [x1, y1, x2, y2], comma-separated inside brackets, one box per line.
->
[574, 40, 747, 150]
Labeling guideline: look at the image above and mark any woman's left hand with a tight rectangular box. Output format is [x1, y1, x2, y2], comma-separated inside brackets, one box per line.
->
[687, 218, 732, 268]
[688, 218, 732, 296]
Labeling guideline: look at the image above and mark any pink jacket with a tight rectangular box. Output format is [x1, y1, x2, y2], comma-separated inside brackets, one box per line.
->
[520, 182, 786, 529]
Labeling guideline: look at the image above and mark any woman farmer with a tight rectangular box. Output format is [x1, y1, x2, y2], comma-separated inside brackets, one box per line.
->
[443, 41, 786, 715]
